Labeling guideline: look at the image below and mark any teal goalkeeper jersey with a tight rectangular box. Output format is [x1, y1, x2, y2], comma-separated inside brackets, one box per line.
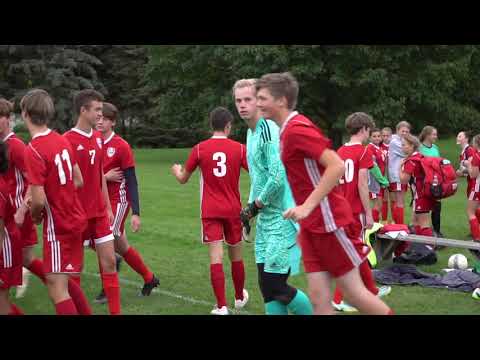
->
[246, 118, 298, 229]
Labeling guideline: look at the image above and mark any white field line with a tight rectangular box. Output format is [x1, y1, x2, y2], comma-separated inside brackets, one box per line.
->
[84, 272, 253, 315]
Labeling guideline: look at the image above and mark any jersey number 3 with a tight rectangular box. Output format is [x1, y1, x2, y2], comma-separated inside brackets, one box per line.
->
[213, 152, 227, 177]
[54, 149, 73, 185]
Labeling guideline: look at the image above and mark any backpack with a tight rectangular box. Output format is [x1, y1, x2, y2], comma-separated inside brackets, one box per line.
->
[420, 157, 458, 200]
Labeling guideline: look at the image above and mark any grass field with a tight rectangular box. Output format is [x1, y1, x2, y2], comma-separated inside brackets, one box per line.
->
[13, 137, 480, 315]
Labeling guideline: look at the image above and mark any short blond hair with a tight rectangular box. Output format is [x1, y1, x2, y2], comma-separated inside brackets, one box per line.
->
[403, 133, 421, 151]
[20, 89, 55, 126]
[396, 121, 411, 132]
[232, 79, 257, 98]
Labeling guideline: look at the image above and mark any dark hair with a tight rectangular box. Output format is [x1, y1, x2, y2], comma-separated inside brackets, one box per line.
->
[473, 134, 480, 149]
[20, 89, 55, 126]
[345, 112, 375, 136]
[73, 89, 104, 115]
[256, 72, 299, 110]
[102, 102, 118, 122]
[0, 98, 14, 117]
[210, 107, 233, 131]
[0, 141, 8, 174]
[371, 127, 381, 134]
[419, 125, 437, 143]
[462, 130, 472, 142]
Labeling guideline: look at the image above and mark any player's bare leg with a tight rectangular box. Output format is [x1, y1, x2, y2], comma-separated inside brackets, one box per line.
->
[208, 242, 228, 314]
[45, 274, 78, 315]
[0, 289, 10, 315]
[337, 267, 393, 315]
[227, 244, 248, 309]
[306, 272, 335, 315]
[96, 240, 121, 315]
[114, 232, 159, 296]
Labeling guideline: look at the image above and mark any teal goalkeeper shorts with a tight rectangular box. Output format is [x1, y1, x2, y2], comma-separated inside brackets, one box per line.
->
[255, 215, 301, 275]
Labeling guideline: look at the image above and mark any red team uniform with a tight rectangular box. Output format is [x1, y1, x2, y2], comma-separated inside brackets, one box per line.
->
[279, 112, 369, 277]
[469, 151, 480, 202]
[367, 143, 387, 199]
[0, 176, 22, 289]
[24, 130, 87, 274]
[2, 132, 37, 247]
[185, 136, 248, 246]
[63, 129, 114, 247]
[103, 132, 135, 237]
[402, 152, 434, 213]
[460, 145, 479, 200]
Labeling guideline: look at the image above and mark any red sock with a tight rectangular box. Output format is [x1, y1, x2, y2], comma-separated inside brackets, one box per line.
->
[101, 273, 121, 315]
[359, 261, 379, 295]
[333, 287, 343, 305]
[55, 299, 78, 315]
[26, 258, 46, 284]
[476, 208, 480, 223]
[421, 227, 433, 237]
[372, 209, 380, 223]
[393, 206, 404, 224]
[231, 260, 245, 301]
[68, 276, 92, 315]
[123, 247, 154, 283]
[390, 201, 396, 222]
[9, 303, 24, 315]
[470, 218, 480, 241]
[210, 263, 227, 308]
[381, 201, 389, 221]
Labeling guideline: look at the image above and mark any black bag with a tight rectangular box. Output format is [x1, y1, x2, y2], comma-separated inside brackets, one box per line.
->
[393, 242, 438, 265]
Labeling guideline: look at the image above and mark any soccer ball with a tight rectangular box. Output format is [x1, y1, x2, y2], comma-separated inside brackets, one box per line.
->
[448, 254, 468, 270]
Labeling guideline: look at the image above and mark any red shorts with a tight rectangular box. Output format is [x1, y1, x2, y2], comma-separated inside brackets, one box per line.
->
[201, 218, 242, 247]
[82, 215, 115, 248]
[20, 212, 38, 248]
[0, 229, 23, 289]
[412, 196, 435, 213]
[369, 188, 385, 200]
[43, 232, 84, 274]
[389, 182, 408, 193]
[298, 222, 370, 278]
[111, 201, 130, 238]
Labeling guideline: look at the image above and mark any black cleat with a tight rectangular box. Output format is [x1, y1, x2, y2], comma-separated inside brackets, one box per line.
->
[115, 254, 123, 272]
[140, 275, 160, 297]
[94, 288, 107, 304]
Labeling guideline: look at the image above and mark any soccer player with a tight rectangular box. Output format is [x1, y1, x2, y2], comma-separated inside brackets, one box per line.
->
[233, 79, 312, 315]
[256, 72, 393, 315]
[171, 107, 249, 315]
[456, 131, 480, 238]
[94, 102, 159, 302]
[21, 89, 91, 315]
[333, 115, 391, 312]
[367, 128, 389, 223]
[465, 134, 480, 243]
[388, 121, 411, 226]
[64, 89, 121, 315]
[399, 134, 435, 238]
[419, 126, 443, 238]
[0, 140, 24, 315]
[0, 98, 44, 294]
[380, 127, 393, 223]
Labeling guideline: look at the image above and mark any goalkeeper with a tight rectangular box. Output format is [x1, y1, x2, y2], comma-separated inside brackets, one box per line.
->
[233, 79, 312, 315]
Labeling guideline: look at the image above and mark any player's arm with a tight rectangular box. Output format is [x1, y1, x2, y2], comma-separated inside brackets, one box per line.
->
[73, 164, 84, 189]
[359, 168, 373, 228]
[101, 170, 114, 224]
[171, 164, 193, 184]
[255, 140, 284, 209]
[14, 186, 32, 226]
[284, 149, 345, 222]
[467, 156, 479, 178]
[124, 166, 141, 232]
[30, 185, 46, 225]
[172, 146, 198, 184]
[399, 159, 412, 184]
[369, 164, 389, 187]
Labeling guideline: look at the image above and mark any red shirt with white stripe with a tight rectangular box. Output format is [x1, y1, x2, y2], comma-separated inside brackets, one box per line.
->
[0, 176, 22, 270]
[470, 151, 480, 194]
[2, 133, 28, 210]
[102, 132, 135, 204]
[279, 112, 354, 234]
[460, 144, 477, 191]
[402, 152, 425, 199]
[63, 128, 107, 219]
[24, 129, 87, 235]
[185, 136, 248, 219]
[337, 143, 374, 215]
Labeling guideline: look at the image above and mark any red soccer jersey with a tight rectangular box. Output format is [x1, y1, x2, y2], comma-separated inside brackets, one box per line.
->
[460, 145, 477, 189]
[103, 132, 135, 204]
[24, 129, 87, 235]
[279, 112, 354, 234]
[185, 136, 247, 219]
[2, 133, 28, 209]
[337, 143, 374, 215]
[0, 177, 22, 271]
[402, 152, 426, 199]
[367, 143, 386, 175]
[63, 128, 107, 219]
[471, 151, 480, 193]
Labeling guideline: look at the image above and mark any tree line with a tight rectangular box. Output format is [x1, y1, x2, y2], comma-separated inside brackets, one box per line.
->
[2, 45, 479, 148]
